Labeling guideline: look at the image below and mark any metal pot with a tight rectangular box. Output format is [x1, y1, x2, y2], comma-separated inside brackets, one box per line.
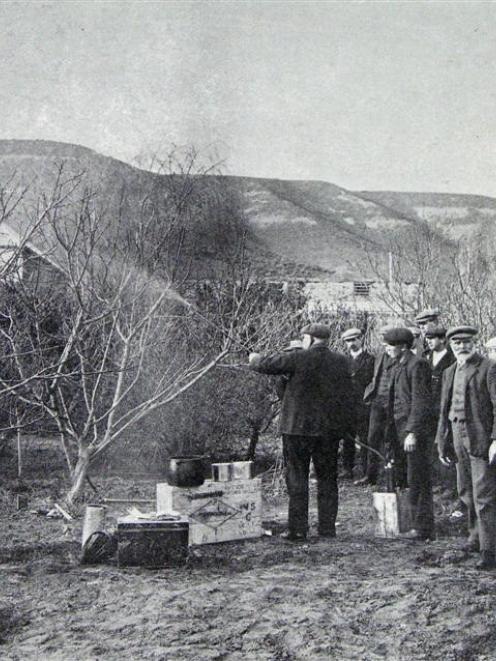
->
[167, 456, 206, 487]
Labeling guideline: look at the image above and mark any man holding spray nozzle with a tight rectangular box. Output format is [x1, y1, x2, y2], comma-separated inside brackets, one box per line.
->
[249, 323, 354, 542]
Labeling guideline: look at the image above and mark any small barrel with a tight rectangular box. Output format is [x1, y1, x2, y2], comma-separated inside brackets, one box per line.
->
[81, 505, 106, 547]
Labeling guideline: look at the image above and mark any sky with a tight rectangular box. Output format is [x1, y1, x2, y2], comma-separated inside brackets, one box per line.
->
[1, 0, 495, 195]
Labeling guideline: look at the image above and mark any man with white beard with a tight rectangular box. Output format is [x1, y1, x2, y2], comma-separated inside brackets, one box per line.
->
[436, 326, 496, 570]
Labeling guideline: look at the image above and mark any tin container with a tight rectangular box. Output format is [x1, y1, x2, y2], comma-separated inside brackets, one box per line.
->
[230, 461, 253, 480]
[117, 516, 189, 568]
[211, 463, 232, 482]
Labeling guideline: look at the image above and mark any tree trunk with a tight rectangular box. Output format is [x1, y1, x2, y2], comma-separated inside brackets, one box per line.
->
[66, 447, 91, 506]
[245, 427, 260, 461]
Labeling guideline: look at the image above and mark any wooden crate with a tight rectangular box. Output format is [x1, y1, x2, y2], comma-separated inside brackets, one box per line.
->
[156, 478, 263, 545]
[372, 490, 412, 538]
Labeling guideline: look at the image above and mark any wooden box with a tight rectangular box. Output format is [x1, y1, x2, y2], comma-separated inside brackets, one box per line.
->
[372, 490, 412, 538]
[156, 478, 263, 545]
[117, 516, 189, 567]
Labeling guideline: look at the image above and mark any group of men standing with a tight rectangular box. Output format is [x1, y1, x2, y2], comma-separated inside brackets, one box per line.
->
[249, 308, 496, 571]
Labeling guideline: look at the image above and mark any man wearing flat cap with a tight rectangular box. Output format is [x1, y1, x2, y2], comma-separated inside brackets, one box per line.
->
[361, 325, 396, 486]
[425, 326, 456, 418]
[383, 327, 435, 540]
[414, 308, 441, 355]
[249, 323, 354, 541]
[341, 328, 375, 480]
[436, 326, 496, 569]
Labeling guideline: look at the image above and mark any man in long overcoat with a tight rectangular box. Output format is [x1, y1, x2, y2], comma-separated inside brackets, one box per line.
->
[383, 327, 435, 540]
[249, 323, 354, 541]
[436, 326, 496, 569]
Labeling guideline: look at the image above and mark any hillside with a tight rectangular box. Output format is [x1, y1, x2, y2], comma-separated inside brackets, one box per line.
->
[1, 140, 493, 281]
[357, 191, 496, 241]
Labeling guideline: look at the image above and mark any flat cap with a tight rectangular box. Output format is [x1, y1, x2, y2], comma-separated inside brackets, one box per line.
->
[341, 327, 363, 341]
[283, 339, 303, 352]
[383, 327, 414, 347]
[425, 325, 447, 339]
[446, 326, 478, 341]
[415, 308, 440, 324]
[485, 337, 496, 350]
[379, 324, 396, 336]
[301, 323, 330, 339]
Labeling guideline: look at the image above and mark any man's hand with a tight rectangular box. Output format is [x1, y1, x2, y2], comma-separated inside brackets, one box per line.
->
[489, 440, 496, 465]
[439, 454, 452, 467]
[404, 432, 417, 453]
[248, 352, 261, 364]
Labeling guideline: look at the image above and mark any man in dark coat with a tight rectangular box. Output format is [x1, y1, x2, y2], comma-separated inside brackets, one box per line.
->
[249, 323, 354, 541]
[414, 308, 441, 355]
[425, 326, 456, 418]
[436, 326, 496, 569]
[341, 328, 375, 480]
[361, 326, 395, 486]
[384, 327, 435, 540]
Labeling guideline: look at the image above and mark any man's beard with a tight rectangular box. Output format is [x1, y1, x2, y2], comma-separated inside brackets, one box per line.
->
[456, 350, 474, 365]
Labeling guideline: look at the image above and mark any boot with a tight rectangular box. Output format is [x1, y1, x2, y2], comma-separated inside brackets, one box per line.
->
[476, 551, 495, 570]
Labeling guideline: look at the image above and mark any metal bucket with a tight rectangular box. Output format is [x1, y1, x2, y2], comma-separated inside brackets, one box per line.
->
[81, 505, 106, 547]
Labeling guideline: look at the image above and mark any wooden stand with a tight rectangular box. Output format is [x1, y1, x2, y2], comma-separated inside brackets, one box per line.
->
[157, 478, 263, 545]
[372, 490, 412, 538]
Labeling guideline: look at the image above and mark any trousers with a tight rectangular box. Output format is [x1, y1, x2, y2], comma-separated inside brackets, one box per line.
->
[393, 427, 434, 535]
[452, 421, 496, 552]
[366, 402, 388, 484]
[282, 434, 340, 535]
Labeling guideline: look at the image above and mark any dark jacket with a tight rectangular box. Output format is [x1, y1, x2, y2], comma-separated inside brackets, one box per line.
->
[363, 352, 392, 405]
[389, 350, 433, 440]
[436, 354, 496, 459]
[425, 347, 456, 416]
[349, 351, 376, 400]
[250, 344, 354, 437]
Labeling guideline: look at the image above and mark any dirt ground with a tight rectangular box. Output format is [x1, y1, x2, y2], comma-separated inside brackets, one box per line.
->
[1, 475, 496, 661]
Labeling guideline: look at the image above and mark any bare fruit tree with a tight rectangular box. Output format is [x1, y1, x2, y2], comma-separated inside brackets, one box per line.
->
[0, 158, 275, 504]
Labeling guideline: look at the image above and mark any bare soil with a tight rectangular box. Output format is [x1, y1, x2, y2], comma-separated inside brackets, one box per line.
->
[1, 476, 496, 661]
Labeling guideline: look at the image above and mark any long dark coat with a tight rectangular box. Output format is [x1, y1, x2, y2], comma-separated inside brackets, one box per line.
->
[436, 354, 496, 459]
[250, 344, 354, 437]
[389, 351, 433, 441]
[425, 347, 456, 416]
[363, 352, 391, 404]
[349, 350, 375, 423]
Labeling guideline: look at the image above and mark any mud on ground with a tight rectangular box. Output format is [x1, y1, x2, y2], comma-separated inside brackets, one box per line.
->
[1, 479, 495, 661]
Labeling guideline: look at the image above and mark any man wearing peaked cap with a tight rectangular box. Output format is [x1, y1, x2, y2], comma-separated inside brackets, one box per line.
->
[415, 308, 441, 355]
[436, 324, 496, 569]
[248, 323, 354, 542]
[382, 327, 435, 540]
[415, 308, 441, 327]
[341, 328, 375, 481]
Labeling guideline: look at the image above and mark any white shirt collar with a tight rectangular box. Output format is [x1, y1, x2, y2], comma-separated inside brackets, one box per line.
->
[432, 348, 447, 366]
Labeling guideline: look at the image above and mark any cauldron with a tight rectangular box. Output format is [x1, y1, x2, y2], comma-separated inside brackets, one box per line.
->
[167, 456, 206, 487]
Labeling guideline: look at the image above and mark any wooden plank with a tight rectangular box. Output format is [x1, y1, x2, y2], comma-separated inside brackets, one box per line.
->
[157, 478, 263, 545]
